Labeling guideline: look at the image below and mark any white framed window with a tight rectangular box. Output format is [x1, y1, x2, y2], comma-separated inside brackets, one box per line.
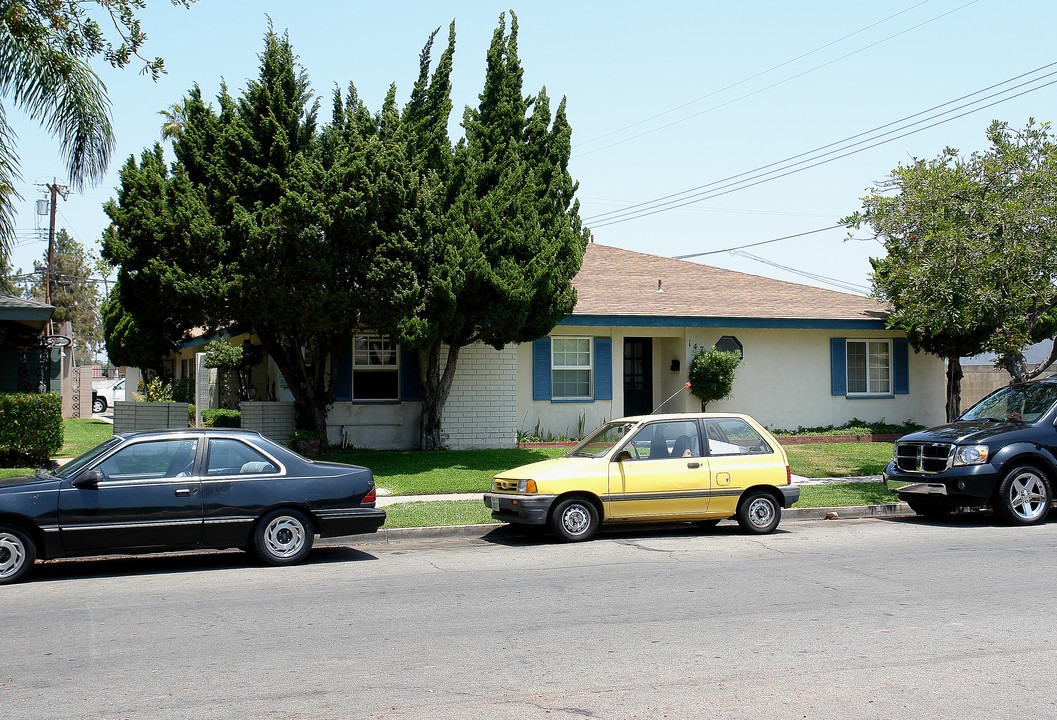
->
[552, 337, 593, 399]
[353, 335, 399, 400]
[846, 339, 891, 395]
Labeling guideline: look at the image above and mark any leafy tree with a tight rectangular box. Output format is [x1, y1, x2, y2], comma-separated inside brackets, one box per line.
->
[0, 0, 194, 262]
[843, 120, 1057, 420]
[25, 228, 103, 363]
[363, 13, 589, 448]
[100, 280, 177, 378]
[688, 347, 740, 411]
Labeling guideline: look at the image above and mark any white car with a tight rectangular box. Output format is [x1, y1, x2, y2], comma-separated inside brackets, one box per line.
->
[92, 378, 126, 414]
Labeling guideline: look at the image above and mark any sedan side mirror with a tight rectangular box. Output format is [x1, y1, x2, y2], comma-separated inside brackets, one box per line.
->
[72, 470, 103, 489]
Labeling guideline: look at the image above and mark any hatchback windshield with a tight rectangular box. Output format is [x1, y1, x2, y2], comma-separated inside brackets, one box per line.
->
[566, 422, 637, 458]
[961, 383, 1057, 423]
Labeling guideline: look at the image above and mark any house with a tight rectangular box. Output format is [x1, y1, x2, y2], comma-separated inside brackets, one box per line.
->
[0, 294, 57, 394]
[165, 244, 946, 448]
[515, 243, 945, 439]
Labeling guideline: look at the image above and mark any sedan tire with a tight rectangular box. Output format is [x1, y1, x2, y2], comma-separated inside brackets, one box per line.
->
[736, 490, 781, 534]
[549, 496, 599, 542]
[993, 465, 1052, 526]
[0, 524, 36, 585]
[253, 509, 314, 565]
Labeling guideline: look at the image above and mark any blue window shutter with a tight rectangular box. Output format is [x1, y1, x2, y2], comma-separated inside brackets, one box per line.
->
[334, 345, 352, 401]
[830, 338, 847, 396]
[401, 347, 421, 401]
[595, 337, 612, 400]
[893, 338, 909, 394]
[533, 338, 552, 400]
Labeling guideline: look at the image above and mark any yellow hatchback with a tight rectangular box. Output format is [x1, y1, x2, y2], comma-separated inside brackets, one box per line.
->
[484, 413, 799, 541]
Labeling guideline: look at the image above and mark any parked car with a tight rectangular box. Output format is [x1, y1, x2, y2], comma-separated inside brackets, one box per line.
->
[484, 413, 799, 541]
[0, 428, 385, 584]
[92, 378, 126, 413]
[883, 379, 1057, 524]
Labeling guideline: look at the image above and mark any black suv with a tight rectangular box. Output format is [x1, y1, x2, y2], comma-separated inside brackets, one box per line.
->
[883, 379, 1057, 525]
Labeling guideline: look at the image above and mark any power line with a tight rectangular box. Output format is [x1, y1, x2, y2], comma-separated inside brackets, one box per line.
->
[576, 0, 978, 158]
[584, 62, 1057, 228]
[673, 225, 844, 259]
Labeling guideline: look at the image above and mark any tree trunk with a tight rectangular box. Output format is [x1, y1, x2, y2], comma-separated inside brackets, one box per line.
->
[418, 342, 461, 450]
[1023, 340, 1057, 381]
[945, 356, 963, 423]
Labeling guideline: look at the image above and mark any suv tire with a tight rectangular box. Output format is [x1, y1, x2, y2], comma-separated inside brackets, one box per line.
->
[992, 464, 1052, 526]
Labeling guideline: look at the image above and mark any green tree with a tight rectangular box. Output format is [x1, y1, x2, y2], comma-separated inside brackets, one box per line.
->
[843, 120, 1057, 420]
[363, 13, 589, 448]
[100, 280, 178, 377]
[25, 228, 103, 363]
[0, 0, 194, 262]
[688, 347, 740, 411]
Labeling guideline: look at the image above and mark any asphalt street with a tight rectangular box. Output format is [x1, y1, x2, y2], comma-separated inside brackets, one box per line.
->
[4, 513, 1056, 720]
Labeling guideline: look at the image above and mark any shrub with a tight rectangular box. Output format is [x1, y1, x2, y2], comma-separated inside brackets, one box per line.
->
[688, 347, 741, 411]
[0, 393, 63, 465]
[202, 408, 241, 428]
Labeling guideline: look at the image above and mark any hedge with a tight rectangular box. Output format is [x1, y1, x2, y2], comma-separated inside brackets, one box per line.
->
[202, 408, 241, 428]
[0, 393, 63, 464]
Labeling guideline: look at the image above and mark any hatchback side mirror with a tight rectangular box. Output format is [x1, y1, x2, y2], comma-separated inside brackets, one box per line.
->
[616, 449, 633, 463]
[72, 470, 103, 488]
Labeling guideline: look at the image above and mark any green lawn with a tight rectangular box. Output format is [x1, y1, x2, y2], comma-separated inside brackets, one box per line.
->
[783, 442, 893, 478]
[59, 418, 115, 458]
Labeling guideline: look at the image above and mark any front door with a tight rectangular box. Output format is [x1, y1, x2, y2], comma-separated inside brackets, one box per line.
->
[608, 419, 711, 518]
[624, 337, 653, 416]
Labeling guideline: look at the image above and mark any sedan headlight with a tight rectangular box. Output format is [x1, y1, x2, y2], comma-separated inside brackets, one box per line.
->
[952, 445, 989, 466]
[518, 479, 538, 493]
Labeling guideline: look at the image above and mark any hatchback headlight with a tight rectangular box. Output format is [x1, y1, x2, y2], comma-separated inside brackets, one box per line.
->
[953, 445, 989, 466]
[518, 479, 538, 493]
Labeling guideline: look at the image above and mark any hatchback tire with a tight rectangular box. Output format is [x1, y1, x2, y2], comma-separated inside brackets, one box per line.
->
[550, 497, 599, 542]
[736, 491, 781, 534]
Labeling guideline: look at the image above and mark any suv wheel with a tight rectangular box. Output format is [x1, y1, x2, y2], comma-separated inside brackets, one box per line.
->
[993, 465, 1052, 525]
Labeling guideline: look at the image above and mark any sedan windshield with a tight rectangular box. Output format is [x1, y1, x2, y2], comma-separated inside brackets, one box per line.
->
[961, 383, 1057, 423]
[566, 422, 637, 458]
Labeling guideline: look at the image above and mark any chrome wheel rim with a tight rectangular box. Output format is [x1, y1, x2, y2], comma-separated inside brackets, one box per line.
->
[560, 505, 590, 536]
[264, 516, 306, 558]
[747, 497, 775, 528]
[0, 532, 26, 579]
[1009, 471, 1048, 521]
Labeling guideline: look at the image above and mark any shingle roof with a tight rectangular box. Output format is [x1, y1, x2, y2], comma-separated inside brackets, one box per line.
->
[569, 243, 888, 324]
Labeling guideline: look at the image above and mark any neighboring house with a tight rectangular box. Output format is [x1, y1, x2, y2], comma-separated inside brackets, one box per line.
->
[0, 294, 57, 394]
[168, 244, 946, 448]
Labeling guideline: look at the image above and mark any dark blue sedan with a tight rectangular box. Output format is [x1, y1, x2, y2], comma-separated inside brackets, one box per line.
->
[0, 428, 385, 584]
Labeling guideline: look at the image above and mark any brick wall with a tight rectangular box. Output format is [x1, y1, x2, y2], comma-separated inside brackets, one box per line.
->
[113, 402, 190, 433]
[240, 401, 297, 446]
[441, 343, 518, 449]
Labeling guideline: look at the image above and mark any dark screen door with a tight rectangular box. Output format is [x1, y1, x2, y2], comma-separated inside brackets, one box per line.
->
[623, 337, 653, 416]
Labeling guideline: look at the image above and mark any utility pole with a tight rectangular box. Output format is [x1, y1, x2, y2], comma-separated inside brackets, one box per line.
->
[41, 179, 69, 335]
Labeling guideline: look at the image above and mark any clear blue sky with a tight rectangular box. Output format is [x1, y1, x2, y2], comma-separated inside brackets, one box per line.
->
[8, 0, 1057, 296]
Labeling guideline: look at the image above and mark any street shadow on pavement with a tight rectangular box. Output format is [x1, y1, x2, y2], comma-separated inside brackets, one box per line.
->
[31, 546, 378, 584]
[481, 520, 792, 547]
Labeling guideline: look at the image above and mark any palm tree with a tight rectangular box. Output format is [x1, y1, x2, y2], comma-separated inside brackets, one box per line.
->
[158, 100, 188, 141]
[0, 18, 113, 268]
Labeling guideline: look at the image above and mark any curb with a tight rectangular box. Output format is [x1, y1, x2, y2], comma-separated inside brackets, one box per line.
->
[325, 502, 914, 545]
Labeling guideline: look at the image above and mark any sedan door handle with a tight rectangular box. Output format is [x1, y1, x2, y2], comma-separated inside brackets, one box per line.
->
[174, 488, 198, 496]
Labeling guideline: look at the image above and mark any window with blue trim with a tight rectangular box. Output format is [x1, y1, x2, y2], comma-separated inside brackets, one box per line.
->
[831, 337, 908, 397]
[353, 335, 399, 400]
[533, 336, 613, 402]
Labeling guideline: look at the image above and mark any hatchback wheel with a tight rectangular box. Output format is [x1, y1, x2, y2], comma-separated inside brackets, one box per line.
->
[993, 465, 1052, 526]
[550, 497, 599, 542]
[253, 509, 314, 565]
[0, 524, 36, 585]
[736, 491, 781, 534]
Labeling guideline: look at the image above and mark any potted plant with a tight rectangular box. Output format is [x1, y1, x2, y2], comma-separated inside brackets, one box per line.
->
[289, 429, 323, 458]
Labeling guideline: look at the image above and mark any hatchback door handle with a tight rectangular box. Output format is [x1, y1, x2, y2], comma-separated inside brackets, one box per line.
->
[687, 462, 701, 469]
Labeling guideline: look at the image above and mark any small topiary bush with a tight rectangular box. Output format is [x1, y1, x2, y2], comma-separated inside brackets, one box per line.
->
[0, 393, 63, 466]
